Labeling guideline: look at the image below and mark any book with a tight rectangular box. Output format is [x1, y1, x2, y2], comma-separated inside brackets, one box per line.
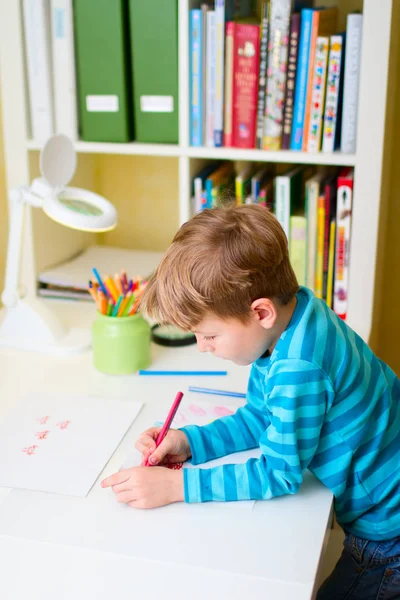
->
[274, 166, 304, 240]
[255, 2, 269, 149]
[235, 164, 254, 205]
[206, 11, 217, 147]
[315, 193, 325, 298]
[232, 23, 260, 148]
[322, 176, 337, 300]
[214, 0, 226, 146]
[322, 33, 345, 153]
[74, 0, 133, 142]
[326, 219, 336, 308]
[306, 36, 329, 152]
[189, 10, 203, 146]
[50, 0, 78, 140]
[251, 166, 272, 202]
[334, 167, 354, 319]
[22, 0, 54, 142]
[205, 162, 234, 208]
[290, 9, 313, 150]
[201, 4, 209, 146]
[263, 0, 292, 151]
[290, 215, 307, 285]
[282, 13, 301, 150]
[128, 0, 179, 144]
[38, 245, 164, 298]
[341, 14, 363, 154]
[305, 170, 327, 290]
[223, 21, 235, 147]
[302, 8, 338, 151]
[192, 162, 222, 213]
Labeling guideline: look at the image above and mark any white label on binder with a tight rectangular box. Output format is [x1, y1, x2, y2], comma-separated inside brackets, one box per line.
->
[86, 95, 119, 112]
[140, 95, 174, 113]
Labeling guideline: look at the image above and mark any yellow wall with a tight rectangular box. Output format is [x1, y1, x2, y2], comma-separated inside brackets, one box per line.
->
[371, 0, 400, 375]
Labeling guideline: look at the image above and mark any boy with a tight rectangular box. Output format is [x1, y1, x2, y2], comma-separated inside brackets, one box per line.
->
[102, 205, 400, 599]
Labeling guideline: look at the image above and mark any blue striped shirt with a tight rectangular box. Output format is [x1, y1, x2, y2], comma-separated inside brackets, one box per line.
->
[180, 287, 400, 541]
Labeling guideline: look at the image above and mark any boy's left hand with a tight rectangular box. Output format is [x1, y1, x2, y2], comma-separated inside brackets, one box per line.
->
[101, 466, 184, 509]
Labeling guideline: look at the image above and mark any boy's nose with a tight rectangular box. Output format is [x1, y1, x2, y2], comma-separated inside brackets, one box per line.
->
[197, 339, 212, 353]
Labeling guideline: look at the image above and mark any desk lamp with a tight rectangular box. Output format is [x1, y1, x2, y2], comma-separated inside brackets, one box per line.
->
[0, 134, 117, 354]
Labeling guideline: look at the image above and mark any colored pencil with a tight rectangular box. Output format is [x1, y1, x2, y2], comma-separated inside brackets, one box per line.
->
[188, 386, 246, 398]
[138, 370, 228, 376]
[92, 267, 109, 299]
[144, 391, 184, 466]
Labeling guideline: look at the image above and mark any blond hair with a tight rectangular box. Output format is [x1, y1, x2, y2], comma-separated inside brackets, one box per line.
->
[140, 205, 299, 330]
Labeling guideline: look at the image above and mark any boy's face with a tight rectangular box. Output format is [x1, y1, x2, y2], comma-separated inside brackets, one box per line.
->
[191, 313, 272, 366]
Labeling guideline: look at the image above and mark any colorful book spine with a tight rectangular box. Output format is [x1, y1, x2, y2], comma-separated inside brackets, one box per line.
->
[282, 13, 301, 150]
[263, 0, 291, 151]
[341, 14, 363, 154]
[274, 167, 303, 240]
[307, 36, 329, 152]
[326, 219, 336, 308]
[334, 168, 354, 320]
[305, 174, 323, 290]
[201, 4, 209, 146]
[232, 24, 260, 149]
[214, 0, 226, 147]
[23, 0, 54, 142]
[290, 9, 313, 150]
[301, 10, 319, 151]
[50, 0, 78, 140]
[255, 1, 269, 149]
[322, 177, 336, 300]
[290, 216, 307, 286]
[189, 10, 203, 146]
[315, 193, 325, 298]
[223, 21, 235, 147]
[322, 34, 345, 153]
[206, 11, 216, 147]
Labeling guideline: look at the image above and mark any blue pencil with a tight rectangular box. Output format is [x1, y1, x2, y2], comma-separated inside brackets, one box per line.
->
[138, 370, 228, 376]
[188, 386, 246, 399]
[92, 267, 109, 299]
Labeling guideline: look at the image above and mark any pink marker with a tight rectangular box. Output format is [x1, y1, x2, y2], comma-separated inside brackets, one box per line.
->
[145, 391, 184, 467]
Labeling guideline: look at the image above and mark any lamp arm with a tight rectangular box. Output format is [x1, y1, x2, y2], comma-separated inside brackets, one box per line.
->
[1, 187, 43, 308]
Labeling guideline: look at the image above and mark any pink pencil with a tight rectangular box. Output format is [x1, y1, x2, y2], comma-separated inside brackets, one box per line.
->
[145, 391, 184, 467]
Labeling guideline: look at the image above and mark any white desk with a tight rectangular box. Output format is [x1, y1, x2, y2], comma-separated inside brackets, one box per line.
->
[0, 302, 333, 600]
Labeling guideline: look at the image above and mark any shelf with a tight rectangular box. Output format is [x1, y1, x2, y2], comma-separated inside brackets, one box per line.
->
[187, 146, 357, 166]
[27, 138, 357, 166]
[26, 139, 182, 157]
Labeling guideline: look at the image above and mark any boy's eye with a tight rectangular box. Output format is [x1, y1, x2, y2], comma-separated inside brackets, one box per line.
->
[203, 336, 216, 341]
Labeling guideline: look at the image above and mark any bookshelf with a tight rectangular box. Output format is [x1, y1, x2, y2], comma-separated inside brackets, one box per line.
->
[0, 0, 394, 344]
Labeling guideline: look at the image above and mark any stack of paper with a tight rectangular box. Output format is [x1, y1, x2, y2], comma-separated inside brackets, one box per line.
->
[38, 245, 164, 301]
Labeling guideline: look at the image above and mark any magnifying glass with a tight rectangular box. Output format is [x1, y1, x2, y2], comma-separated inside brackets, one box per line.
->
[33, 134, 117, 232]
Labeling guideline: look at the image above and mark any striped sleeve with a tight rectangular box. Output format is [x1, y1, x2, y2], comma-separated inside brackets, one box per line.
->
[179, 364, 269, 465]
[183, 360, 334, 503]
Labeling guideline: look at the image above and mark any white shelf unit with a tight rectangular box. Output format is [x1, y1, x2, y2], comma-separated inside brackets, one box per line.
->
[0, 0, 393, 344]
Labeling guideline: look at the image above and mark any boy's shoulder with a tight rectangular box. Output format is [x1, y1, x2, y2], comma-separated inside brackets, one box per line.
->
[269, 287, 349, 373]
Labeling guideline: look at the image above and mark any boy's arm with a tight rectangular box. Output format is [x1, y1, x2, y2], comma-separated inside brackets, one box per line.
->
[179, 365, 270, 465]
[183, 359, 334, 503]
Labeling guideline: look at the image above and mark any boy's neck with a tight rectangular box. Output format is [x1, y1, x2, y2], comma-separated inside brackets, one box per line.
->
[267, 295, 298, 354]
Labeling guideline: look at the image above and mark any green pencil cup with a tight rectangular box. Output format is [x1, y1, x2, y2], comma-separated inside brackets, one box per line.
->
[92, 313, 151, 375]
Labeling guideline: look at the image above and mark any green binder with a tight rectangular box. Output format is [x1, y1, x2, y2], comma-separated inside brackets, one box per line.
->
[74, 0, 133, 142]
[128, 0, 178, 143]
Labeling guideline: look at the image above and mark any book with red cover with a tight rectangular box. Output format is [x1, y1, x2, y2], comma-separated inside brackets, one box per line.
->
[232, 23, 260, 148]
[334, 167, 354, 320]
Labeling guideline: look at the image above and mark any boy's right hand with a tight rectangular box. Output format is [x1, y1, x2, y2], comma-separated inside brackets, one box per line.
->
[135, 427, 191, 466]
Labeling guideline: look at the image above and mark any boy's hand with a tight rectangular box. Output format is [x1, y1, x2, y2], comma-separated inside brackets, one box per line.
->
[101, 466, 184, 509]
[135, 427, 191, 466]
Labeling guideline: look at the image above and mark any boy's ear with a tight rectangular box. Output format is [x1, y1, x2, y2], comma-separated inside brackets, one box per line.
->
[250, 298, 277, 330]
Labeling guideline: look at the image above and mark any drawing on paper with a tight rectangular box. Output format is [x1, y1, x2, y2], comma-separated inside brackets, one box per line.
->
[35, 430, 50, 440]
[36, 416, 50, 425]
[56, 420, 71, 430]
[22, 445, 39, 456]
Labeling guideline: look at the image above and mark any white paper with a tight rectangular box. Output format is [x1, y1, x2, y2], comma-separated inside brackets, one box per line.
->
[0, 394, 142, 496]
[122, 399, 260, 510]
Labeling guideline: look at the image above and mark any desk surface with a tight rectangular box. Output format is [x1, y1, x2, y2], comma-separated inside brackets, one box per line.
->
[0, 301, 333, 600]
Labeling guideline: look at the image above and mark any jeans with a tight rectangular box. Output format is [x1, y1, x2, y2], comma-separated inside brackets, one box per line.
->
[316, 533, 400, 600]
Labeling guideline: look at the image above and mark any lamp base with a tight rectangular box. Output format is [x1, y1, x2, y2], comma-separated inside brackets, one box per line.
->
[0, 298, 91, 355]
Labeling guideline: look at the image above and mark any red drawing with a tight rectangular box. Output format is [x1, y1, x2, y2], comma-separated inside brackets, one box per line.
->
[22, 445, 38, 456]
[35, 430, 50, 440]
[212, 406, 235, 418]
[37, 416, 50, 425]
[165, 462, 183, 471]
[56, 420, 71, 430]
